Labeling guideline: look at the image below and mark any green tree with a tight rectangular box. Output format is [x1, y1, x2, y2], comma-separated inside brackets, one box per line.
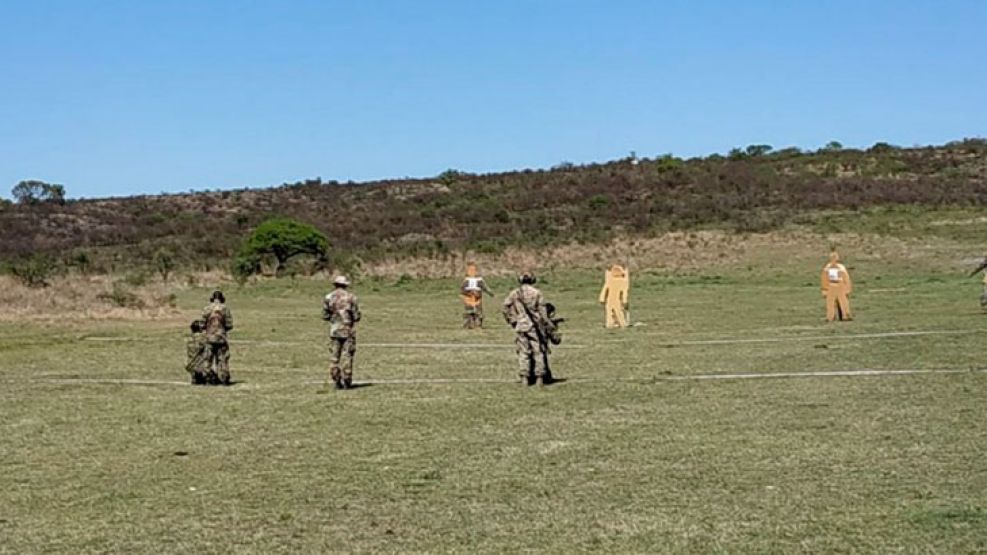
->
[234, 217, 328, 278]
[823, 140, 844, 151]
[744, 144, 773, 157]
[11, 180, 66, 205]
[437, 169, 466, 186]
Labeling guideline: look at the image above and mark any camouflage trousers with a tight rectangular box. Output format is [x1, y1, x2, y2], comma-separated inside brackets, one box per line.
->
[205, 340, 231, 384]
[329, 335, 357, 384]
[515, 331, 547, 381]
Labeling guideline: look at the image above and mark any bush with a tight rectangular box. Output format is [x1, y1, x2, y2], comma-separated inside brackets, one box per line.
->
[153, 248, 176, 281]
[588, 195, 610, 210]
[231, 254, 262, 284]
[98, 283, 145, 309]
[6, 255, 58, 287]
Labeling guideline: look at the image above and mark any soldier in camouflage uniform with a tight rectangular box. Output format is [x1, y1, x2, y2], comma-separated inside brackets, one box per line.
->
[969, 254, 987, 311]
[502, 272, 551, 386]
[322, 275, 362, 389]
[201, 290, 234, 385]
[185, 319, 209, 385]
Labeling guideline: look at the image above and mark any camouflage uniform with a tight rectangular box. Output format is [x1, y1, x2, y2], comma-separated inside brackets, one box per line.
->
[185, 325, 209, 384]
[461, 276, 494, 329]
[971, 258, 987, 311]
[201, 301, 234, 385]
[502, 284, 550, 383]
[322, 288, 361, 387]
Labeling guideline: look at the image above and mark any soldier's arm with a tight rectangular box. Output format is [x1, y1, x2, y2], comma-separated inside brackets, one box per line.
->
[843, 268, 853, 295]
[970, 260, 987, 277]
[224, 307, 234, 331]
[820, 269, 828, 295]
[351, 296, 362, 323]
[502, 291, 517, 326]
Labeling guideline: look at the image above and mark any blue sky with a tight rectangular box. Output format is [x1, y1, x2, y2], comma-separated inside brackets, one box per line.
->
[1, 0, 984, 199]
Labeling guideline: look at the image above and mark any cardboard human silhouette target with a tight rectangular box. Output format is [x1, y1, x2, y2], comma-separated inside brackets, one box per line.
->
[820, 252, 853, 321]
[460, 263, 494, 329]
[598, 264, 630, 328]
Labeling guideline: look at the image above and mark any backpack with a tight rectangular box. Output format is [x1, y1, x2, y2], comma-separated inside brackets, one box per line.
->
[204, 304, 227, 342]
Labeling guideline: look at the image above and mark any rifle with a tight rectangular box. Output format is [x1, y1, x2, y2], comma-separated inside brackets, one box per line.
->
[513, 294, 548, 347]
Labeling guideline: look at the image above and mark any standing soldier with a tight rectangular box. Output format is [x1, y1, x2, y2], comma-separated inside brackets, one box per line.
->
[502, 272, 551, 386]
[968, 254, 987, 311]
[322, 275, 361, 390]
[201, 290, 234, 385]
[460, 262, 495, 329]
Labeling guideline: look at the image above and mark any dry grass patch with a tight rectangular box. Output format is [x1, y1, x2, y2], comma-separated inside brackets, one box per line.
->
[0, 275, 183, 321]
[358, 229, 966, 278]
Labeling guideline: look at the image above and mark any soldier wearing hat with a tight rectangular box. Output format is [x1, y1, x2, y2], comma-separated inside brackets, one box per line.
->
[502, 272, 551, 386]
[322, 275, 362, 389]
[200, 290, 234, 385]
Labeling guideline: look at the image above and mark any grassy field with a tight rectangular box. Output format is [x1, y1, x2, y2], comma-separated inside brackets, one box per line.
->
[2, 240, 987, 552]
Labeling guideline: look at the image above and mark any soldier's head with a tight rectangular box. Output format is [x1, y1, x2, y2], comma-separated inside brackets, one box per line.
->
[466, 262, 478, 277]
[828, 252, 840, 264]
[333, 275, 350, 289]
[210, 290, 225, 304]
[518, 272, 536, 285]
[190, 320, 203, 333]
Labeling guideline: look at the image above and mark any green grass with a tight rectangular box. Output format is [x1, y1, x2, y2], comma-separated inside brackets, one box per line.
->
[2, 254, 987, 552]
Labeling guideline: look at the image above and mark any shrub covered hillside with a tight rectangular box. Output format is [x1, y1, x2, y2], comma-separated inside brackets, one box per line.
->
[1, 140, 986, 275]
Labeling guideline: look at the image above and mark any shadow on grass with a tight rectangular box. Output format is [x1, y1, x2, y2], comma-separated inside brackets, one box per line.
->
[315, 382, 375, 394]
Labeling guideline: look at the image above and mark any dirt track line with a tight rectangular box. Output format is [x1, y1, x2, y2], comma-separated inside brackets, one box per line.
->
[332, 368, 983, 384]
[11, 367, 980, 388]
[81, 329, 979, 348]
[80, 338, 585, 349]
[667, 329, 981, 346]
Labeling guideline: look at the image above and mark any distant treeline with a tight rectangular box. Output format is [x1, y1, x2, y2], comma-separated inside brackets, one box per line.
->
[1, 139, 985, 275]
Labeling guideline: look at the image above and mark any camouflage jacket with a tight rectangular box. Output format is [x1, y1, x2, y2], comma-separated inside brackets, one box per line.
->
[323, 289, 361, 338]
[201, 302, 233, 343]
[186, 332, 208, 373]
[502, 284, 548, 334]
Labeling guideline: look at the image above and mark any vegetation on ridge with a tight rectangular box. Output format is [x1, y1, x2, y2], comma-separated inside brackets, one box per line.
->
[1, 139, 985, 278]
